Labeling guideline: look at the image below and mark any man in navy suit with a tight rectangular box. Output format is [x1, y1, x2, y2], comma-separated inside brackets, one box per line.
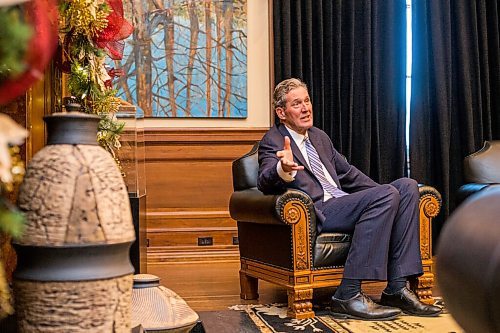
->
[258, 78, 441, 320]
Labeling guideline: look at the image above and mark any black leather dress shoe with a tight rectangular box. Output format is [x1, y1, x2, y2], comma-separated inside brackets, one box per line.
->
[380, 287, 442, 317]
[331, 292, 402, 321]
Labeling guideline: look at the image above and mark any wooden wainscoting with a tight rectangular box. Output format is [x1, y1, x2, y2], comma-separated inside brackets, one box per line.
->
[145, 128, 267, 265]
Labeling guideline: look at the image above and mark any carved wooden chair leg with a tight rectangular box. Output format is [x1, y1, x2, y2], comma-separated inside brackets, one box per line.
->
[409, 273, 434, 304]
[239, 271, 259, 300]
[287, 288, 315, 319]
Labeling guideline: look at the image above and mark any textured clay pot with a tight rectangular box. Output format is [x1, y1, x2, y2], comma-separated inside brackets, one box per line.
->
[14, 112, 135, 332]
[131, 274, 199, 332]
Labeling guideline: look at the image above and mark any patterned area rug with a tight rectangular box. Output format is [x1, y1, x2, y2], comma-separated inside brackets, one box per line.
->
[229, 299, 464, 333]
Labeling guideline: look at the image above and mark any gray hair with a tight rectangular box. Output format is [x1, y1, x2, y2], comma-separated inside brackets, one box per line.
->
[273, 78, 308, 110]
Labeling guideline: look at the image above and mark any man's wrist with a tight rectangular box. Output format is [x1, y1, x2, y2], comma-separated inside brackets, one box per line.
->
[277, 161, 296, 182]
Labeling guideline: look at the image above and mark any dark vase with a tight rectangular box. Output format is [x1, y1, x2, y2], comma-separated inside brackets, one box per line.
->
[14, 112, 135, 332]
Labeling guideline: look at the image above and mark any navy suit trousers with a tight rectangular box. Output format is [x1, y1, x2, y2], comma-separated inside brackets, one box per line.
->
[320, 178, 423, 281]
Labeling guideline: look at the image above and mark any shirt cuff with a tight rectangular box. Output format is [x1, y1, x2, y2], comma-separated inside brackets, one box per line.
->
[277, 161, 296, 182]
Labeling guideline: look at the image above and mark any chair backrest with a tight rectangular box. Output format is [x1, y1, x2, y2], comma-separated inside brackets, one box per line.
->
[232, 142, 259, 191]
[464, 141, 500, 183]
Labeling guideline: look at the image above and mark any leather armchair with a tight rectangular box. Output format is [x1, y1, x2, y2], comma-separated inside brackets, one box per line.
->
[457, 141, 500, 204]
[229, 142, 442, 319]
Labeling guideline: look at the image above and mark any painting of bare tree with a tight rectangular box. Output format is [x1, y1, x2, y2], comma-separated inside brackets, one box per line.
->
[113, 0, 247, 118]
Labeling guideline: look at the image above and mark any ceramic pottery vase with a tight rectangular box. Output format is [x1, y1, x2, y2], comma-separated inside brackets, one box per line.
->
[131, 274, 199, 332]
[14, 112, 135, 332]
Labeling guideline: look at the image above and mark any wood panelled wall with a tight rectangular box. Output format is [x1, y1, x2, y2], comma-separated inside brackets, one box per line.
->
[145, 127, 268, 264]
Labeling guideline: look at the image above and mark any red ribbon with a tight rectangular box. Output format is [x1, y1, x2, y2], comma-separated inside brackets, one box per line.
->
[94, 0, 134, 60]
[105, 67, 125, 88]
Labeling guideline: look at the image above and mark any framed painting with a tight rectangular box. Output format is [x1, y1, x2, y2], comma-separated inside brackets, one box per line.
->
[113, 0, 248, 118]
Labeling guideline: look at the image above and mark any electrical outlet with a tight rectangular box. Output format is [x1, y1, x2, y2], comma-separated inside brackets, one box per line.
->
[198, 237, 213, 246]
[232, 236, 239, 245]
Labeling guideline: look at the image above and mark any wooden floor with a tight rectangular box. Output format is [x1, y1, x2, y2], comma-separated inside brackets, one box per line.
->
[147, 259, 441, 312]
[148, 260, 288, 312]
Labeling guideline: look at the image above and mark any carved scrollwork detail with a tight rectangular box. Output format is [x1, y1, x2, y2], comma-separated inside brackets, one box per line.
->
[284, 206, 301, 224]
[288, 301, 313, 318]
[290, 289, 313, 300]
[296, 258, 308, 270]
[281, 200, 310, 270]
[420, 195, 440, 218]
[425, 201, 439, 217]
[420, 243, 430, 260]
[419, 218, 430, 260]
[287, 289, 314, 318]
[411, 274, 434, 304]
[295, 225, 308, 270]
[282, 201, 310, 271]
[418, 275, 434, 288]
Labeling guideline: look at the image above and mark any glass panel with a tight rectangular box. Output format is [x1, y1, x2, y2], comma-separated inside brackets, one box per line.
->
[116, 103, 146, 196]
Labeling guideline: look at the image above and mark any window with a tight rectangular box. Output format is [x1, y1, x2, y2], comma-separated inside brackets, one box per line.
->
[406, 0, 412, 175]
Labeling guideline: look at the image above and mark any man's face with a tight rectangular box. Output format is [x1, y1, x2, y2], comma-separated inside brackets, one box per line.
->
[276, 86, 313, 135]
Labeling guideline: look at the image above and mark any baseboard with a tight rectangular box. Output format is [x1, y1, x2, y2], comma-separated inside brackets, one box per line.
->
[147, 245, 240, 264]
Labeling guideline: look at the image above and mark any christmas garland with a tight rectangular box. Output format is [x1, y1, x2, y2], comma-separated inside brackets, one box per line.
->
[58, 0, 133, 158]
[0, 114, 27, 319]
[0, 6, 32, 84]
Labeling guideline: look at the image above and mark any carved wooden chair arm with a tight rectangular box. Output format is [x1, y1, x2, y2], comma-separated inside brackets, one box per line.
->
[417, 184, 441, 260]
[418, 185, 442, 219]
[412, 184, 442, 303]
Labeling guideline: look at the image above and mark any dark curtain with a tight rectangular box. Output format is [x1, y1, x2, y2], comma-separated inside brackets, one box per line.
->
[410, 0, 500, 238]
[273, 0, 407, 183]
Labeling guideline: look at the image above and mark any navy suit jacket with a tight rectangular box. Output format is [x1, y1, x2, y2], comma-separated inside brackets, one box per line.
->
[257, 124, 378, 229]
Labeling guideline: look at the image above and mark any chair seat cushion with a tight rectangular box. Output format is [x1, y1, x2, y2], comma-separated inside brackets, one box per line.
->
[313, 232, 351, 268]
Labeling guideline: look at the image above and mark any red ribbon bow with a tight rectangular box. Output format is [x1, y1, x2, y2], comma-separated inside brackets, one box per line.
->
[93, 0, 134, 60]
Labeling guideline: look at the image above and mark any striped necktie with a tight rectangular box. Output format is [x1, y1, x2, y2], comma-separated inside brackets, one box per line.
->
[304, 137, 348, 198]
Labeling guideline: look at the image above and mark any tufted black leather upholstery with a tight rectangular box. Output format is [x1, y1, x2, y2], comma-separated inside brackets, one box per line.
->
[230, 142, 352, 269]
[457, 141, 500, 204]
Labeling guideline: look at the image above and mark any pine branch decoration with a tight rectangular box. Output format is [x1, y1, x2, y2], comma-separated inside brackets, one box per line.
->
[59, 0, 128, 158]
